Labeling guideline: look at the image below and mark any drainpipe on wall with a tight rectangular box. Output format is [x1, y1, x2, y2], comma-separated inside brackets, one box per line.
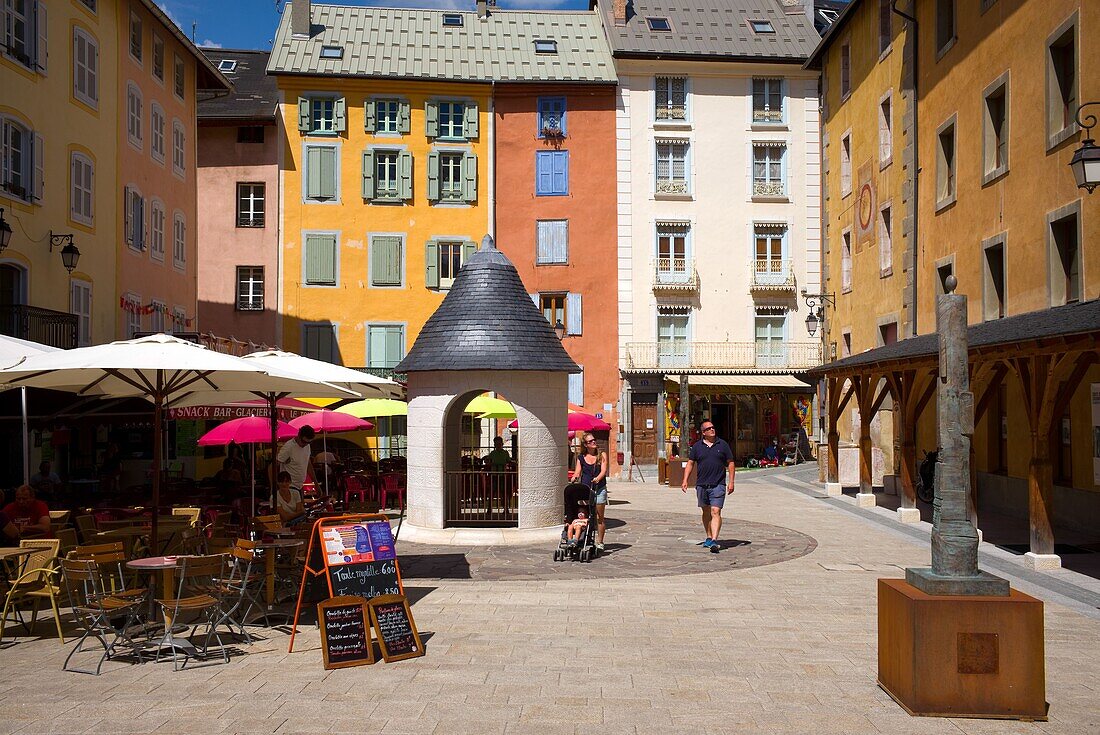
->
[489, 80, 496, 240]
[893, 0, 918, 337]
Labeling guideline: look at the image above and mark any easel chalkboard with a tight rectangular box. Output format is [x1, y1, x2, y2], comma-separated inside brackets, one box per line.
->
[368, 594, 424, 663]
[317, 596, 374, 670]
[289, 514, 404, 653]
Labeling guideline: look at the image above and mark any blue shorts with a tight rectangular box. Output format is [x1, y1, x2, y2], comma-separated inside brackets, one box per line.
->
[594, 487, 607, 505]
[696, 484, 726, 509]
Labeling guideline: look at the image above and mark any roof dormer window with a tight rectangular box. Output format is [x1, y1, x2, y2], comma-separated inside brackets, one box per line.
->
[217, 59, 237, 72]
[533, 39, 557, 54]
[442, 13, 463, 27]
[749, 19, 775, 33]
[646, 17, 672, 32]
[319, 45, 344, 59]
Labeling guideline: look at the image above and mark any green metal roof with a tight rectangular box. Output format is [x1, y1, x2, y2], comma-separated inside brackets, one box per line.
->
[267, 4, 617, 84]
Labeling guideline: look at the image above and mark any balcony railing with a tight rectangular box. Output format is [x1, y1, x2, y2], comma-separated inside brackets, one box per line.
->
[652, 258, 699, 291]
[0, 305, 77, 349]
[656, 178, 689, 195]
[623, 341, 822, 373]
[348, 366, 407, 383]
[750, 258, 795, 290]
[445, 470, 518, 527]
[752, 108, 784, 124]
[752, 180, 786, 198]
[656, 105, 687, 121]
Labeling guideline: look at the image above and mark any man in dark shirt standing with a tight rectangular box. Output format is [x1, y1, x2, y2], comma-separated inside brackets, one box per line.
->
[681, 419, 736, 553]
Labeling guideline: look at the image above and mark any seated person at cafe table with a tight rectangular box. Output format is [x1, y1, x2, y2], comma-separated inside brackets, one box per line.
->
[486, 436, 512, 472]
[0, 508, 20, 545]
[275, 471, 307, 526]
[29, 460, 62, 501]
[2, 485, 51, 538]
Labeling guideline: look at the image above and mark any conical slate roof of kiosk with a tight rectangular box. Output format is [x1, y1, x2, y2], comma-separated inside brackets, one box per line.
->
[395, 236, 581, 373]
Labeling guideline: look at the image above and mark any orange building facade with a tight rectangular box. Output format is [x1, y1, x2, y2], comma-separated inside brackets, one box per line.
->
[493, 84, 620, 471]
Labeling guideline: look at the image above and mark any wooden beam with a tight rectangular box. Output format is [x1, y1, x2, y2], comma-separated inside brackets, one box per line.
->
[973, 362, 1007, 425]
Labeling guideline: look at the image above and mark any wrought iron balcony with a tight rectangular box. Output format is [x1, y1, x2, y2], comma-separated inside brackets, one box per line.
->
[750, 258, 796, 290]
[0, 304, 77, 349]
[652, 258, 699, 291]
[752, 180, 786, 198]
[623, 341, 822, 373]
[655, 179, 689, 196]
[349, 366, 407, 383]
[752, 108, 784, 124]
[656, 105, 687, 121]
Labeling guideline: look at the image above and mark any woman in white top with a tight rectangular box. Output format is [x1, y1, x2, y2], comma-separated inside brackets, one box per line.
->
[275, 470, 306, 525]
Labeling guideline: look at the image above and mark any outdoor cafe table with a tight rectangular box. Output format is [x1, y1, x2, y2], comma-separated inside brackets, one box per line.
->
[126, 556, 180, 623]
[253, 539, 303, 606]
[0, 547, 33, 591]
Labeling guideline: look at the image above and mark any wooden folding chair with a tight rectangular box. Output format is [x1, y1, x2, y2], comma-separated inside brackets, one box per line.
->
[155, 555, 230, 671]
[60, 558, 146, 675]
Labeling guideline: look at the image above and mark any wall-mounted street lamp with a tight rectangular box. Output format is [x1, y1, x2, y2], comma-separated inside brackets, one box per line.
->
[1070, 102, 1100, 193]
[49, 232, 81, 273]
[554, 319, 566, 341]
[0, 208, 13, 253]
[800, 288, 835, 338]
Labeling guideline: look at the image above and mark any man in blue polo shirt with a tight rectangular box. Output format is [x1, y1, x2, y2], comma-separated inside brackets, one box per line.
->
[681, 419, 736, 553]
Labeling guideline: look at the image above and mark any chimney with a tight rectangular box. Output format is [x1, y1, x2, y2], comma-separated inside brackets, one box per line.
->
[477, 0, 489, 18]
[779, 0, 811, 19]
[291, 0, 311, 38]
[612, 0, 627, 26]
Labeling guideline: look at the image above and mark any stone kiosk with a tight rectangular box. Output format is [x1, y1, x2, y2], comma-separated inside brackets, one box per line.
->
[395, 235, 580, 544]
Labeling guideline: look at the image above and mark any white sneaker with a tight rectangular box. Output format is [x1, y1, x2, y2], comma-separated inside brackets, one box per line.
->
[595, 543, 605, 551]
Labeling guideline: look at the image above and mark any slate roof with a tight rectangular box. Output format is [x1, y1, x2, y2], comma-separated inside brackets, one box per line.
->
[810, 299, 1100, 376]
[136, 0, 231, 90]
[804, 0, 863, 69]
[197, 50, 279, 122]
[600, 0, 820, 62]
[395, 236, 581, 374]
[267, 4, 616, 84]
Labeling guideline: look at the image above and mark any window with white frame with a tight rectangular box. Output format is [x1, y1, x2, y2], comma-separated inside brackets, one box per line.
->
[656, 307, 690, 369]
[424, 239, 474, 290]
[754, 223, 789, 285]
[439, 152, 464, 201]
[3, 0, 46, 71]
[879, 95, 892, 166]
[374, 150, 400, 198]
[878, 204, 893, 277]
[840, 132, 852, 195]
[438, 241, 464, 288]
[125, 295, 142, 337]
[172, 212, 186, 269]
[236, 266, 264, 311]
[150, 104, 165, 162]
[374, 99, 402, 134]
[73, 28, 99, 107]
[655, 140, 689, 195]
[655, 76, 687, 121]
[982, 77, 1009, 180]
[755, 308, 787, 367]
[149, 200, 164, 261]
[655, 222, 690, 283]
[367, 324, 405, 369]
[936, 117, 956, 209]
[1047, 21, 1077, 145]
[1, 118, 36, 202]
[172, 121, 185, 175]
[306, 97, 342, 134]
[841, 230, 852, 293]
[152, 34, 164, 81]
[752, 143, 786, 197]
[536, 220, 568, 265]
[127, 84, 143, 148]
[70, 152, 94, 225]
[171, 307, 185, 333]
[752, 78, 784, 123]
[129, 10, 142, 62]
[540, 293, 565, 329]
[437, 101, 466, 139]
[236, 183, 265, 227]
[150, 300, 165, 333]
[840, 41, 851, 97]
[70, 280, 92, 347]
[424, 100, 476, 140]
[124, 186, 145, 250]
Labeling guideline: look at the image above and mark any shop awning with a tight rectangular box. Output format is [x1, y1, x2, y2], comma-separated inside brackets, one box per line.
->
[666, 374, 813, 389]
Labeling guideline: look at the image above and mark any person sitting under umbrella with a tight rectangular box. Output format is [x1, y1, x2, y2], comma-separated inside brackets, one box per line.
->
[274, 471, 307, 526]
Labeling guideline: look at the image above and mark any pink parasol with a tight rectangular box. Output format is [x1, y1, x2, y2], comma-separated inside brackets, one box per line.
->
[197, 416, 298, 446]
[289, 411, 372, 433]
[508, 411, 611, 432]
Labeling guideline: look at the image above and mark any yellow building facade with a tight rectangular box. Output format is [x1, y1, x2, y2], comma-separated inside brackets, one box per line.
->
[1, 0, 120, 347]
[274, 76, 490, 370]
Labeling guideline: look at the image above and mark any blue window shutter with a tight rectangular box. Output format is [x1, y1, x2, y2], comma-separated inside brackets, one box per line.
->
[566, 292, 582, 335]
[555, 98, 567, 135]
[298, 97, 310, 132]
[361, 151, 375, 199]
[425, 240, 439, 289]
[568, 367, 584, 406]
[364, 100, 376, 132]
[535, 152, 552, 195]
[552, 151, 568, 195]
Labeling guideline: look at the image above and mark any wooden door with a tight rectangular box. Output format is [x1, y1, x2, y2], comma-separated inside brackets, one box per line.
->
[632, 402, 657, 463]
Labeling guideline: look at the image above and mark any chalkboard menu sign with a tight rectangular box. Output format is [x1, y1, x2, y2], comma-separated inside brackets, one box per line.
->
[368, 594, 424, 662]
[317, 596, 374, 670]
[322, 519, 401, 601]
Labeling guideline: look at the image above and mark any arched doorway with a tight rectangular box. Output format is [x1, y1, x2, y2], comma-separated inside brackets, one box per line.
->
[442, 389, 517, 527]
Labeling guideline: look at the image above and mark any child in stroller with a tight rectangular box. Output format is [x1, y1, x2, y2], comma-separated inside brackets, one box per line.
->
[553, 482, 600, 562]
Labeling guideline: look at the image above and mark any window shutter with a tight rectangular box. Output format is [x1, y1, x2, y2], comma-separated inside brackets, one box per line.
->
[368, 326, 386, 368]
[32, 133, 44, 201]
[385, 327, 403, 367]
[361, 150, 375, 199]
[135, 197, 145, 250]
[304, 147, 319, 199]
[298, 97, 311, 132]
[319, 147, 336, 200]
[552, 151, 568, 195]
[555, 98, 566, 135]
[124, 186, 133, 243]
[424, 240, 439, 289]
[530, 293, 539, 308]
[426, 151, 440, 200]
[372, 237, 401, 286]
[462, 151, 477, 202]
[424, 101, 439, 137]
[70, 156, 78, 215]
[535, 152, 552, 195]
[363, 100, 376, 133]
[566, 292, 582, 335]
[334, 97, 346, 132]
[552, 220, 568, 262]
[398, 151, 413, 200]
[305, 234, 336, 285]
[536, 220, 551, 262]
[462, 239, 477, 266]
[568, 367, 584, 406]
[35, 1, 47, 73]
[463, 103, 478, 138]
[398, 100, 411, 133]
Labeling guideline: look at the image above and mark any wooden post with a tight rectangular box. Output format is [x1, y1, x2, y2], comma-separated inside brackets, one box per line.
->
[858, 378, 874, 495]
[1027, 432, 1055, 556]
[827, 377, 841, 483]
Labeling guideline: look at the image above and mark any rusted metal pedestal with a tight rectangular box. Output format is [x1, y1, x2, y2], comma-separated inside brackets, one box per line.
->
[877, 579, 1047, 720]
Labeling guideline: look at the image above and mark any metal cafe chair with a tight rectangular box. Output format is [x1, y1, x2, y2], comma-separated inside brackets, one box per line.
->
[155, 554, 230, 671]
[60, 558, 147, 675]
[210, 544, 262, 644]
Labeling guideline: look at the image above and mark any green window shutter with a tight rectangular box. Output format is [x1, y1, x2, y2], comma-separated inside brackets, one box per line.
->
[385, 327, 404, 368]
[398, 100, 411, 133]
[305, 234, 337, 285]
[298, 97, 311, 132]
[424, 240, 439, 289]
[371, 236, 401, 286]
[319, 147, 337, 200]
[427, 151, 440, 201]
[368, 326, 386, 368]
[364, 100, 376, 133]
[361, 151, 375, 199]
[304, 147, 321, 199]
[399, 151, 413, 200]
[566, 292, 582, 335]
[463, 103, 479, 139]
[425, 101, 439, 137]
[462, 239, 477, 266]
[462, 151, 477, 202]
[334, 98, 346, 132]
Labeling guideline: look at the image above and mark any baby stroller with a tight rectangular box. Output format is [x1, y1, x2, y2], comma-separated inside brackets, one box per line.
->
[553, 482, 599, 563]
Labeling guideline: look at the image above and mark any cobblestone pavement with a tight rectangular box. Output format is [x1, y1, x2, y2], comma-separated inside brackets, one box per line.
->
[1, 468, 1097, 735]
